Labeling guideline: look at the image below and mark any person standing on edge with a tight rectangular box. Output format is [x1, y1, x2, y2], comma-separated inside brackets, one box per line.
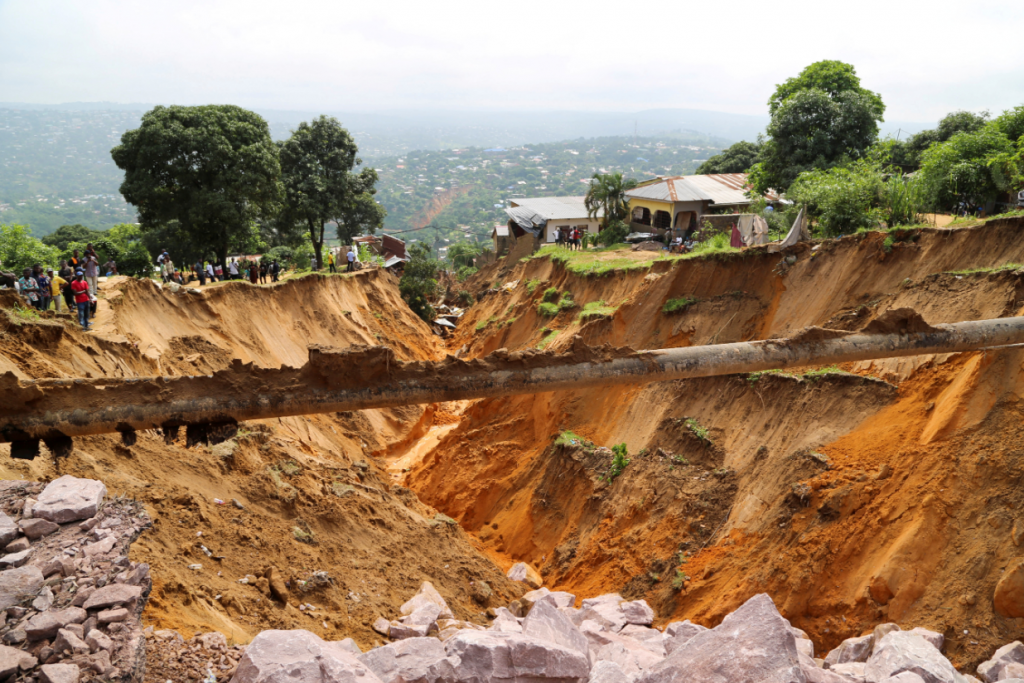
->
[327, 250, 336, 273]
[84, 251, 100, 297]
[259, 261, 268, 284]
[270, 260, 280, 282]
[195, 261, 206, 286]
[18, 268, 40, 309]
[249, 260, 259, 284]
[346, 249, 355, 272]
[71, 270, 91, 330]
[36, 269, 51, 311]
[48, 269, 66, 312]
[228, 259, 239, 280]
[69, 249, 82, 271]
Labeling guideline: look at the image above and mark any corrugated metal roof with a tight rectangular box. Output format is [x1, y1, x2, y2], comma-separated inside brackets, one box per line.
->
[492, 224, 510, 237]
[626, 173, 779, 205]
[507, 196, 601, 221]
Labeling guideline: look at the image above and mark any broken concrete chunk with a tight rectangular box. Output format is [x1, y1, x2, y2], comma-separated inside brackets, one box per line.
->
[34, 476, 107, 524]
[20, 518, 59, 540]
[865, 631, 961, 683]
[637, 594, 802, 683]
[506, 562, 543, 589]
[81, 583, 141, 610]
[358, 636, 456, 683]
[978, 641, 1024, 683]
[400, 581, 453, 620]
[39, 663, 81, 683]
[232, 629, 383, 683]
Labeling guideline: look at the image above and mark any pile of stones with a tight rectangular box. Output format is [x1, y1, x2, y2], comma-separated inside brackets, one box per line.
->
[228, 583, 1024, 683]
[0, 477, 151, 683]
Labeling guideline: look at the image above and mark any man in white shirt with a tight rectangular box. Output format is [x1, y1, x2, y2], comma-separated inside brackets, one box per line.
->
[346, 249, 356, 272]
[228, 260, 239, 279]
[206, 263, 216, 281]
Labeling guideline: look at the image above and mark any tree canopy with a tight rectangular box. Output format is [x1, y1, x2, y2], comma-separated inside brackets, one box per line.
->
[584, 172, 637, 228]
[399, 242, 441, 322]
[111, 105, 282, 266]
[918, 129, 1014, 209]
[0, 224, 61, 273]
[768, 60, 884, 119]
[41, 224, 106, 252]
[277, 115, 384, 269]
[696, 141, 761, 175]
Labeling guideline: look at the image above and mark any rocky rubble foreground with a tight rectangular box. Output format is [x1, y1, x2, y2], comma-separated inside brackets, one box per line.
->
[0, 476, 152, 683]
[226, 579, 1024, 683]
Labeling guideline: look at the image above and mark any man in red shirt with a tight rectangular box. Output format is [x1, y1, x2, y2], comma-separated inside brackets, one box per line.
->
[70, 270, 92, 331]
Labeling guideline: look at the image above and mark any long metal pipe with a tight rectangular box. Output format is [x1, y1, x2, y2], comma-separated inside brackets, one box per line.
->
[4, 316, 1024, 445]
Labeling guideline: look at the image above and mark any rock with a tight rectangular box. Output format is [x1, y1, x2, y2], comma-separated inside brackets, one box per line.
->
[41, 559, 63, 578]
[81, 583, 141, 610]
[578, 594, 628, 632]
[358, 636, 457, 683]
[389, 623, 431, 640]
[444, 630, 590, 682]
[796, 638, 815, 658]
[2, 629, 24, 645]
[0, 549, 32, 568]
[581, 623, 663, 673]
[232, 629, 383, 683]
[620, 624, 668, 656]
[96, 608, 128, 624]
[39, 663, 80, 683]
[872, 624, 901, 652]
[520, 588, 551, 612]
[337, 638, 362, 656]
[589, 660, 631, 683]
[71, 586, 95, 608]
[506, 562, 543, 589]
[830, 661, 866, 678]
[800, 652, 857, 683]
[470, 581, 492, 605]
[405, 603, 443, 628]
[0, 513, 19, 547]
[20, 518, 59, 540]
[33, 585, 54, 611]
[825, 635, 874, 666]
[400, 582, 453, 621]
[71, 650, 111, 675]
[637, 593, 802, 683]
[34, 476, 107, 524]
[489, 607, 523, 634]
[507, 600, 525, 619]
[83, 536, 116, 558]
[977, 641, 1024, 683]
[0, 643, 37, 678]
[521, 598, 590, 659]
[886, 673, 928, 683]
[906, 628, 944, 652]
[995, 562, 1024, 618]
[663, 620, 707, 655]
[372, 617, 391, 637]
[1001, 663, 1024, 680]
[53, 628, 90, 656]
[5, 537, 30, 553]
[25, 607, 87, 640]
[22, 499, 36, 520]
[86, 630, 113, 652]
[620, 600, 655, 626]
[865, 631, 961, 683]
[266, 567, 289, 604]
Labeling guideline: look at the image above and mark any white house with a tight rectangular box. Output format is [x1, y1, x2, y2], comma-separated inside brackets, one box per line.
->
[505, 196, 603, 243]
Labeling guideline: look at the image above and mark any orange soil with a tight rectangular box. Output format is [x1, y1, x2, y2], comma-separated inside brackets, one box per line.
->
[406, 217, 1024, 669]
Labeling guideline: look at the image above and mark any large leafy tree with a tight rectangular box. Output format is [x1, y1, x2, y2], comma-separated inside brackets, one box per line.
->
[0, 224, 61, 273]
[894, 110, 990, 168]
[399, 242, 440, 322]
[919, 129, 1014, 209]
[585, 172, 637, 228]
[111, 105, 282, 267]
[750, 61, 884, 194]
[41, 224, 105, 252]
[277, 116, 384, 269]
[696, 141, 761, 175]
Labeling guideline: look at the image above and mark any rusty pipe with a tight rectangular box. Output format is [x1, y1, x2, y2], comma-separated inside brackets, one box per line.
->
[4, 315, 1024, 445]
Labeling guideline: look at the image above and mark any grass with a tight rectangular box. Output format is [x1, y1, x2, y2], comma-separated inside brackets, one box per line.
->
[537, 328, 559, 350]
[292, 525, 315, 544]
[557, 293, 576, 311]
[537, 302, 559, 317]
[746, 365, 861, 384]
[476, 315, 498, 330]
[685, 418, 712, 446]
[945, 262, 1024, 276]
[555, 430, 585, 447]
[525, 279, 541, 294]
[662, 296, 700, 314]
[541, 287, 560, 303]
[9, 304, 42, 323]
[533, 245, 659, 277]
[578, 300, 616, 322]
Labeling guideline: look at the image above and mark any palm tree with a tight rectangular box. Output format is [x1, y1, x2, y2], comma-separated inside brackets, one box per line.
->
[585, 172, 638, 228]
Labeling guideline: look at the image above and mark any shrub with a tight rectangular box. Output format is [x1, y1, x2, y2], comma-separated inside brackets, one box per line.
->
[400, 243, 441, 322]
[525, 279, 541, 294]
[606, 443, 630, 481]
[537, 302, 559, 317]
[662, 296, 699, 314]
[0, 224, 61, 273]
[457, 290, 474, 307]
[578, 300, 616, 321]
[597, 219, 629, 246]
[558, 292, 576, 311]
[685, 418, 712, 445]
[457, 266, 478, 281]
[541, 287, 560, 303]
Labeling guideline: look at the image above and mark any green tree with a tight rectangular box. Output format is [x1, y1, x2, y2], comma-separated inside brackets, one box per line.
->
[585, 172, 637, 229]
[41, 224, 104, 252]
[111, 105, 283, 268]
[918, 129, 1014, 209]
[899, 110, 990, 167]
[990, 106, 1024, 146]
[696, 141, 761, 175]
[447, 242, 483, 269]
[751, 61, 884, 194]
[277, 116, 383, 269]
[399, 242, 440, 322]
[0, 224, 61, 273]
[596, 219, 629, 246]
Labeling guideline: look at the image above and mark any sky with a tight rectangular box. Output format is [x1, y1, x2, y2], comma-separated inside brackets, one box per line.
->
[1, 0, 1022, 124]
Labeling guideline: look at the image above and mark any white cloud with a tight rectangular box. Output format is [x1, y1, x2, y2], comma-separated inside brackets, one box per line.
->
[0, 0, 1021, 121]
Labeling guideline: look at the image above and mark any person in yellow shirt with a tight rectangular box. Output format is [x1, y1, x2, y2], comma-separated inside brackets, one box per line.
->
[327, 250, 336, 273]
[47, 268, 67, 312]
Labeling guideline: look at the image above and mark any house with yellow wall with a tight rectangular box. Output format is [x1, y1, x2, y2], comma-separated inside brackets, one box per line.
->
[625, 173, 778, 234]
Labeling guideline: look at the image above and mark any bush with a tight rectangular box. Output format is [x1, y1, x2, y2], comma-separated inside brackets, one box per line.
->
[787, 162, 883, 236]
[541, 287, 560, 303]
[597, 219, 629, 246]
[457, 290, 474, 307]
[663, 296, 699, 314]
[457, 266, 478, 281]
[399, 243, 441, 322]
[607, 443, 630, 480]
[919, 129, 1014, 210]
[0, 224, 61, 272]
[264, 245, 296, 265]
[537, 302, 559, 317]
[557, 292, 576, 311]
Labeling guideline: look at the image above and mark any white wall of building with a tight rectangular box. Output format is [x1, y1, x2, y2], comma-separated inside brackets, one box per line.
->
[544, 219, 602, 242]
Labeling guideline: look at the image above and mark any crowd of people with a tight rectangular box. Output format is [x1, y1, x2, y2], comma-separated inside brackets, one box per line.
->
[5, 243, 112, 330]
[554, 226, 585, 250]
[154, 249, 282, 287]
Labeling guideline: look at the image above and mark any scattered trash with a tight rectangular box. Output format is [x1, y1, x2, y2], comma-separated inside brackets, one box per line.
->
[188, 564, 203, 571]
[196, 531, 203, 537]
[232, 498, 245, 510]
[238, 577, 249, 584]
[213, 498, 226, 505]
[200, 545, 212, 557]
